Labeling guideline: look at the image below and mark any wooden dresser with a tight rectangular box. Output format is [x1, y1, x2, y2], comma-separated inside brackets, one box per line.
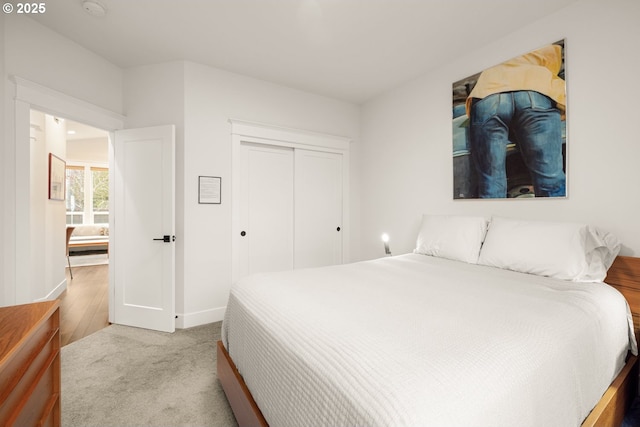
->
[0, 300, 61, 427]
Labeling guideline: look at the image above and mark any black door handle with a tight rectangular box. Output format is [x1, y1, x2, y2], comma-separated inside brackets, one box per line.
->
[240, 231, 246, 237]
[337, 227, 341, 232]
[153, 235, 175, 242]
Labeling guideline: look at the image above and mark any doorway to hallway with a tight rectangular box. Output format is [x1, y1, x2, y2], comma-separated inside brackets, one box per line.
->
[33, 112, 112, 344]
[62, 117, 110, 344]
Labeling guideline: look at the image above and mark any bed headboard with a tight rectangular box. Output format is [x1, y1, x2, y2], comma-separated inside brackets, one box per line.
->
[605, 256, 640, 338]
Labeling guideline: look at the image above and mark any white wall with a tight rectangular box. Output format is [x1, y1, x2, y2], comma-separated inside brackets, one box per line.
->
[0, 13, 6, 305]
[124, 60, 360, 327]
[4, 16, 123, 113]
[359, 0, 640, 260]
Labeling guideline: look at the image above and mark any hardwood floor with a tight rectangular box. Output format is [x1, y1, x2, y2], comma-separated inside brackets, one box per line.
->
[58, 263, 109, 347]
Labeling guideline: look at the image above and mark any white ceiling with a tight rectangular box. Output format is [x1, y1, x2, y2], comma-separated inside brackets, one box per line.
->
[66, 119, 109, 140]
[32, 0, 578, 104]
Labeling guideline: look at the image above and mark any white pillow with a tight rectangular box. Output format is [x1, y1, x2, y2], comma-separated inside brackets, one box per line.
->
[478, 216, 620, 282]
[414, 215, 488, 264]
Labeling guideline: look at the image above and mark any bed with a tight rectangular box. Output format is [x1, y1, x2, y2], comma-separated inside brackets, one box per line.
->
[218, 216, 640, 427]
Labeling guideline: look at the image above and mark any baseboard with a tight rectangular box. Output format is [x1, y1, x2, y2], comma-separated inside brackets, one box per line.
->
[36, 278, 67, 302]
[176, 306, 226, 329]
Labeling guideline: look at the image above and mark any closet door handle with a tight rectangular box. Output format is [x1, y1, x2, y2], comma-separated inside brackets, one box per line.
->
[336, 227, 341, 232]
[240, 231, 246, 237]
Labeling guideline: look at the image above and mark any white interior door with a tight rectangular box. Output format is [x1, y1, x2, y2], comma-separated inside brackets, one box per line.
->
[294, 149, 343, 269]
[239, 142, 294, 279]
[113, 125, 175, 333]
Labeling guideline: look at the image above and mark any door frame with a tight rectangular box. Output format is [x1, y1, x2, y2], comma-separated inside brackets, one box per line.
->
[229, 119, 351, 285]
[8, 76, 124, 320]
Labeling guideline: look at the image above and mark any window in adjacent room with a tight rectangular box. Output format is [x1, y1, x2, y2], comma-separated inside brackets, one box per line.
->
[66, 165, 85, 224]
[65, 164, 109, 225]
[91, 167, 109, 224]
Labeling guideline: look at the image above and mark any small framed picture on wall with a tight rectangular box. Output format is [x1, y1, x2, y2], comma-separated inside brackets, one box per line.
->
[198, 176, 221, 204]
[49, 153, 66, 201]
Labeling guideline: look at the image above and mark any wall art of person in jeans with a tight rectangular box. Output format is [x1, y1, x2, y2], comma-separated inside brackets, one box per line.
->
[466, 43, 566, 198]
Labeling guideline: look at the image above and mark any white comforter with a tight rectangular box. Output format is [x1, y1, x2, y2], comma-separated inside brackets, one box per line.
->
[222, 254, 637, 427]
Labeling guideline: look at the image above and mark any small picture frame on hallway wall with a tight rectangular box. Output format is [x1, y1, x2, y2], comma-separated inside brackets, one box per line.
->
[198, 176, 221, 204]
[48, 153, 66, 201]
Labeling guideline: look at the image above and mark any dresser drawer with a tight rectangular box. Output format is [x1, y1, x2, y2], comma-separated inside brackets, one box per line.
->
[0, 310, 57, 395]
[0, 302, 60, 427]
[10, 350, 60, 427]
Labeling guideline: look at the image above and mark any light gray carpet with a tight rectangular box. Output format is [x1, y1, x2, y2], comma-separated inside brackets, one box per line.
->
[61, 322, 237, 427]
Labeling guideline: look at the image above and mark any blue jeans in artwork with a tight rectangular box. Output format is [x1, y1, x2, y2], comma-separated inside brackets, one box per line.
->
[469, 91, 566, 198]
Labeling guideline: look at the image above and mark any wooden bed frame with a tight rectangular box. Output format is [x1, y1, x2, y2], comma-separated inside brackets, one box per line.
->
[217, 255, 640, 427]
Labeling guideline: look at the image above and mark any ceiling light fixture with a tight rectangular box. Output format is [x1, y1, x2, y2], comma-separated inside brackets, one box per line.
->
[82, 0, 106, 17]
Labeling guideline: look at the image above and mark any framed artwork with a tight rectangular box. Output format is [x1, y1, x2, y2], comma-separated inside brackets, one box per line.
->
[452, 39, 566, 199]
[48, 153, 66, 201]
[198, 176, 221, 204]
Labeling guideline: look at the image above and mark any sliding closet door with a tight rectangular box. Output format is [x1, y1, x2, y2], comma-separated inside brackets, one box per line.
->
[294, 149, 343, 269]
[231, 119, 350, 284]
[238, 142, 294, 278]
